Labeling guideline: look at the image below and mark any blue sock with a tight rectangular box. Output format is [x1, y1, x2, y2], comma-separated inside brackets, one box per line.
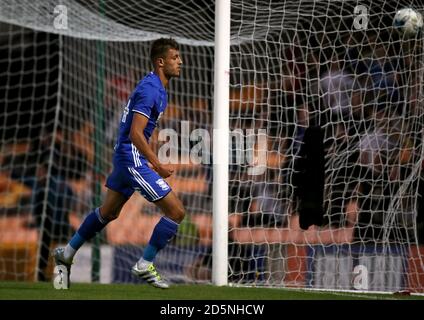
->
[69, 208, 108, 250]
[142, 244, 158, 262]
[143, 216, 178, 262]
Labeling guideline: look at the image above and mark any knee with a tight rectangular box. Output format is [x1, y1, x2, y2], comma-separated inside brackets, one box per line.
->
[99, 206, 121, 222]
[173, 205, 185, 224]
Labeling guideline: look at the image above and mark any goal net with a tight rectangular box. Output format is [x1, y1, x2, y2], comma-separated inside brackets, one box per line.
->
[0, 0, 424, 293]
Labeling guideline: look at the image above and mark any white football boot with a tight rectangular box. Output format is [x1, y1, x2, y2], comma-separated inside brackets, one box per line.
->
[131, 259, 169, 289]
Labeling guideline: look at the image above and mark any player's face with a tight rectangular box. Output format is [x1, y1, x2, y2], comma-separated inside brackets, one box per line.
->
[163, 49, 182, 78]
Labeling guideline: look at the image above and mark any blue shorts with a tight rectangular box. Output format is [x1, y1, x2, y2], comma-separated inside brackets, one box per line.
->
[105, 162, 172, 202]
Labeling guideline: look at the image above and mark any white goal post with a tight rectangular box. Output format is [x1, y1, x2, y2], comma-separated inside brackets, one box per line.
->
[212, 0, 230, 287]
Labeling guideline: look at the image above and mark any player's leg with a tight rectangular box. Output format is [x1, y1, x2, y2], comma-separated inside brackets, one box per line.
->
[155, 191, 185, 223]
[53, 164, 133, 288]
[132, 191, 185, 289]
[127, 165, 185, 288]
[53, 188, 128, 288]
[141, 191, 185, 262]
[53, 188, 127, 258]
[65, 188, 128, 259]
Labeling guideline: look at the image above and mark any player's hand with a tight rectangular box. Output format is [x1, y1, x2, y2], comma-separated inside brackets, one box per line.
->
[155, 164, 174, 178]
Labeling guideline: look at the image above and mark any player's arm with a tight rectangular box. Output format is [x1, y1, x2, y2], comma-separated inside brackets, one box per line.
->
[130, 113, 174, 178]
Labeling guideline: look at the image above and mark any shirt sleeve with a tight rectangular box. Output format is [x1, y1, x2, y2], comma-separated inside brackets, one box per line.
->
[132, 83, 157, 119]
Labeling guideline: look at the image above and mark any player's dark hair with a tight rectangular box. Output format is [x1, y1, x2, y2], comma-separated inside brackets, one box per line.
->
[150, 38, 179, 66]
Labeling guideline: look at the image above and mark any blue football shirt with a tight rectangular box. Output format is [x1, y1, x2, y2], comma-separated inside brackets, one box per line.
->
[113, 72, 168, 167]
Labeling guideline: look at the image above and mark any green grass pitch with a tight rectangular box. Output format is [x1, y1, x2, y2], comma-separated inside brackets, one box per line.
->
[0, 281, 423, 300]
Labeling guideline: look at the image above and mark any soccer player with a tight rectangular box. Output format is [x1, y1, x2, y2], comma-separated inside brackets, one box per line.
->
[53, 38, 185, 289]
